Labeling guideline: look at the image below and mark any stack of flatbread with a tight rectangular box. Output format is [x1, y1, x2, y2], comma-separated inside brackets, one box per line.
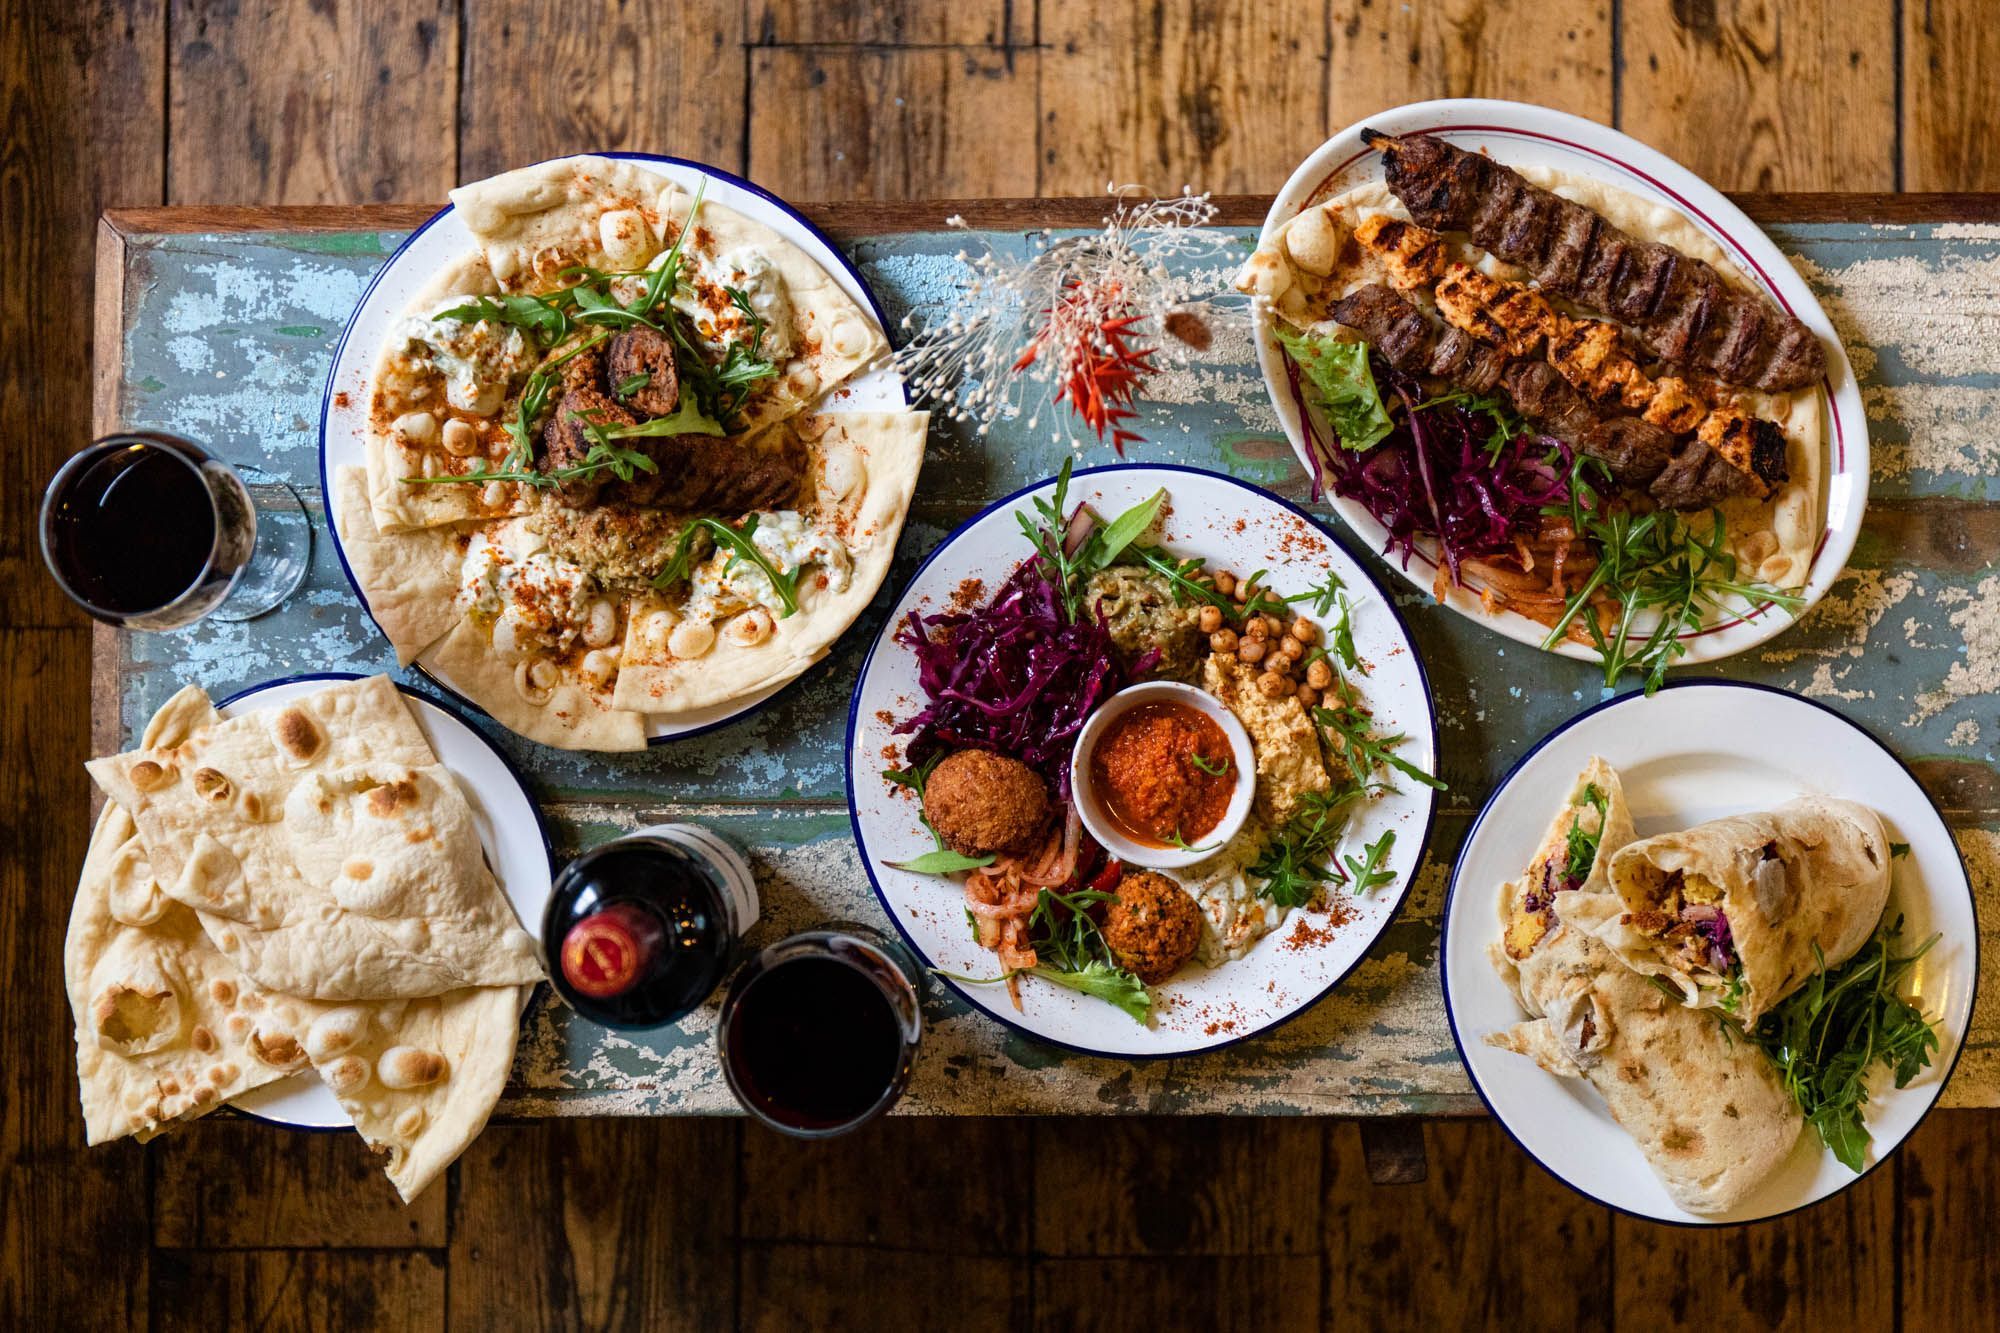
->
[68, 675, 543, 1202]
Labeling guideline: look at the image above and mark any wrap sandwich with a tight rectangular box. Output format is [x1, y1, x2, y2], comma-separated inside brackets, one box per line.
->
[1568, 796, 1893, 1026]
[1484, 760, 1803, 1215]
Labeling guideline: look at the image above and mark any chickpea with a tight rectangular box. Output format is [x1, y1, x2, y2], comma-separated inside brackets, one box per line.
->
[1237, 637, 1267, 665]
[1244, 616, 1270, 641]
[1210, 628, 1240, 655]
[1197, 604, 1224, 634]
[1306, 658, 1334, 690]
[1263, 614, 1286, 639]
[1256, 670, 1288, 699]
[1212, 571, 1236, 596]
[1289, 616, 1319, 645]
[1296, 682, 1321, 708]
[1269, 648, 1298, 676]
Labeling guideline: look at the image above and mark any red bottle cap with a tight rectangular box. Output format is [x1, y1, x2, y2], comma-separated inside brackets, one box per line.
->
[561, 903, 662, 999]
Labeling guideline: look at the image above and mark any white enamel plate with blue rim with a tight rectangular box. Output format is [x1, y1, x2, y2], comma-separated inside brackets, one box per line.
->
[847, 464, 1439, 1058]
[319, 153, 906, 743]
[218, 674, 553, 1130]
[1251, 98, 1869, 668]
[1443, 683, 1976, 1224]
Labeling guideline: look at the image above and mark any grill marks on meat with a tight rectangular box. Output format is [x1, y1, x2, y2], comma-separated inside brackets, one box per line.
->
[607, 326, 681, 417]
[1426, 259, 1786, 497]
[646, 428, 807, 514]
[1328, 286, 1745, 509]
[1363, 128, 1825, 392]
[529, 325, 805, 516]
[1328, 285, 1507, 394]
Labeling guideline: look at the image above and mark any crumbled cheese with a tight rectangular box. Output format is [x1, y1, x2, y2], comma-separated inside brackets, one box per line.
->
[685, 510, 849, 621]
[405, 307, 535, 416]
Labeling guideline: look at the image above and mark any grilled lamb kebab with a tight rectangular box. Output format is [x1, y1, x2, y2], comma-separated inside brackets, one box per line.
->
[1350, 215, 1787, 498]
[1327, 285, 1752, 510]
[1361, 129, 1824, 393]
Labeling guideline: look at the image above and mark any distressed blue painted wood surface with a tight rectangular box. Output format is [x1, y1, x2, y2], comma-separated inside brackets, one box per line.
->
[107, 222, 2000, 1113]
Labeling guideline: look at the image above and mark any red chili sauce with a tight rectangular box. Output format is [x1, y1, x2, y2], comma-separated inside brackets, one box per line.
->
[1089, 700, 1237, 847]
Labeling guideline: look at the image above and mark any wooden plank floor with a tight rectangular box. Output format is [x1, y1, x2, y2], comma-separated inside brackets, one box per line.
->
[7, 1, 1998, 1327]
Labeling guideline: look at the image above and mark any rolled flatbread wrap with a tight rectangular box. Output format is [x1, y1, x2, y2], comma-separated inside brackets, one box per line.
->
[1495, 757, 1638, 971]
[1487, 902, 1803, 1215]
[1577, 796, 1892, 1025]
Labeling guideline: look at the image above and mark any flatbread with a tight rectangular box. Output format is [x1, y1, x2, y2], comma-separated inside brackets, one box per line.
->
[1243, 168, 1823, 591]
[362, 252, 531, 535]
[1480, 759, 1800, 1213]
[296, 987, 527, 1202]
[418, 612, 649, 752]
[447, 158, 888, 430]
[611, 411, 927, 714]
[66, 688, 320, 1144]
[1575, 796, 1893, 1025]
[86, 676, 544, 1000]
[331, 465, 465, 665]
[1488, 901, 1802, 1216]
[1488, 756, 1638, 999]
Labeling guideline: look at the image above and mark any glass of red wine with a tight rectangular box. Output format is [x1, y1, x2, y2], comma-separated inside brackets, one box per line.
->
[40, 432, 311, 629]
[719, 924, 924, 1138]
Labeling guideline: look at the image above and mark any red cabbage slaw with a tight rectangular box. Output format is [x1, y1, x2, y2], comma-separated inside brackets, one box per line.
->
[1283, 349, 1572, 588]
[893, 556, 1128, 798]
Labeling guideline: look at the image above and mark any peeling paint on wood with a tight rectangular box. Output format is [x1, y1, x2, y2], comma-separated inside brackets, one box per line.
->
[104, 221, 2000, 1114]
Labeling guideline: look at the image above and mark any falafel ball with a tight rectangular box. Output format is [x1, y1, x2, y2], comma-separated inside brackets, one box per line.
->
[922, 750, 1051, 857]
[1100, 870, 1203, 983]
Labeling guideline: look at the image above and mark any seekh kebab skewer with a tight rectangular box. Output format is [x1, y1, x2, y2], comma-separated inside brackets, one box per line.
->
[1352, 215, 1788, 500]
[1327, 285, 1758, 511]
[1361, 129, 1825, 393]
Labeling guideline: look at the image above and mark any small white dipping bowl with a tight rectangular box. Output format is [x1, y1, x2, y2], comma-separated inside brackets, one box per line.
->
[1070, 681, 1257, 871]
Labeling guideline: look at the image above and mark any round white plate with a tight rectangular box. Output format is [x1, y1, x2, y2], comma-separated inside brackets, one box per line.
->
[319, 152, 906, 744]
[847, 464, 1440, 1057]
[216, 673, 553, 1129]
[1443, 682, 1976, 1224]
[1251, 98, 1867, 668]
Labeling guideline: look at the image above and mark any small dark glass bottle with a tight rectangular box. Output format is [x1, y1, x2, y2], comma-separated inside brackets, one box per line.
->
[541, 824, 759, 1029]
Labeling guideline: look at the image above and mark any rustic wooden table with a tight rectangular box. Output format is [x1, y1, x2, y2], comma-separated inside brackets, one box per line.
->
[92, 195, 2000, 1119]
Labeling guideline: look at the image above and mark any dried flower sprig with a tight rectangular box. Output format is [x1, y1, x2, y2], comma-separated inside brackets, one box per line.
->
[891, 187, 1241, 452]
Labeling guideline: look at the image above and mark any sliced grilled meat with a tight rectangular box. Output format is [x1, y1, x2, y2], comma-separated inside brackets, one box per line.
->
[1650, 439, 1753, 510]
[606, 325, 682, 417]
[1362, 128, 1825, 392]
[1500, 361, 1679, 486]
[540, 386, 633, 508]
[1328, 285, 1507, 394]
[640, 428, 809, 514]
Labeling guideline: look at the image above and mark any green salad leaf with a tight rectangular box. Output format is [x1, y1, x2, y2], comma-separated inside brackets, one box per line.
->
[1745, 917, 1941, 1171]
[1274, 326, 1393, 451]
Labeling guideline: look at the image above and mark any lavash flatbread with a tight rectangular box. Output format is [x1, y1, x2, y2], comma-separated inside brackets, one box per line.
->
[611, 411, 927, 714]
[296, 987, 527, 1202]
[1243, 169, 1822, 591]
[1575, 796, 1893, 1026]
[1487, 902, 1803, 1215]
[331, 465, 465, 665]
[86, 676, 543, 1000]
[66, 689, 317, 1143]
[1489, 756, 1637, 999]
[362, 252, 528, 535]
[1483, 761, 1800, 1214]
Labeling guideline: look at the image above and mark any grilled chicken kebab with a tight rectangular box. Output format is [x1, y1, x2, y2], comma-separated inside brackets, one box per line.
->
[1362, 129, 1824, 393]
[1352, 215, 1788, 501]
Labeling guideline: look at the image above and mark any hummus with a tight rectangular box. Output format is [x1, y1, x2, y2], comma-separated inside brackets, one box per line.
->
[536, 495, 690, 592]
[1201, 655, 1334, 824]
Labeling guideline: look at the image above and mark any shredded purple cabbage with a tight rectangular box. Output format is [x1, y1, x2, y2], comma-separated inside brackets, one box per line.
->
[894, 557, 1128, 798]
[1322, 361, 1571, 588]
